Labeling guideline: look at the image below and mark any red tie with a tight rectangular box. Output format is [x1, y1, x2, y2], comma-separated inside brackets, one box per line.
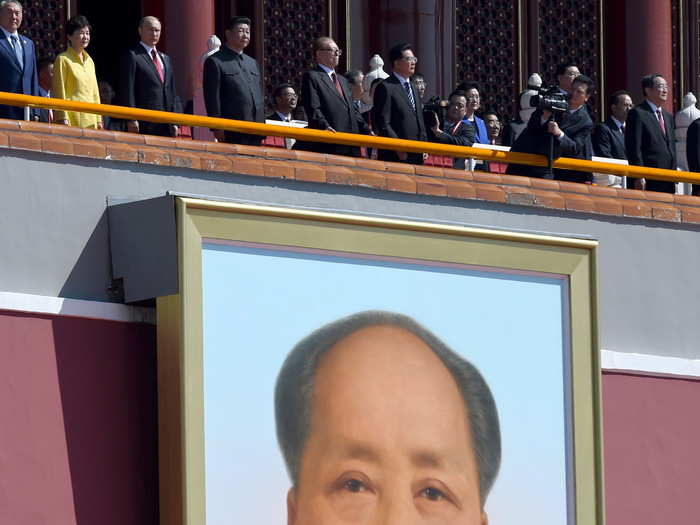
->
[330, 72, 343, 98]
[151, 49, 164, 83]
[656, 108, 666, 136]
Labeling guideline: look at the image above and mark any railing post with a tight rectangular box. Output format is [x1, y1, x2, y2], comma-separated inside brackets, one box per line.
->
[23, 106, 30, 121]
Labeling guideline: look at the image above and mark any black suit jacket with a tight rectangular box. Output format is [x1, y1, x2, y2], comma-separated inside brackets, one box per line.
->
[301, 65, 369, 157]
[592, 117, 627, 160]
[203, 46, 264, 145]
[119, 44, 180, 136]
[686, 118, 700, 196]
[431, 120, 476, 170]
[507, 107, 593, 182]
[625, 101, 676, 193]
[372, 75, 427, 164]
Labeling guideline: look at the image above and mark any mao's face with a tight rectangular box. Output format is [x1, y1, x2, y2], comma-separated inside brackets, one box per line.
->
[288, 325, 487, 525]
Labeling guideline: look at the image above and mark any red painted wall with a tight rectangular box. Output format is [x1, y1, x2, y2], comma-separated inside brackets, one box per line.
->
[3, 309, 699, 525]
[602, 371, 700, 525]
[0, 311, 157, 525]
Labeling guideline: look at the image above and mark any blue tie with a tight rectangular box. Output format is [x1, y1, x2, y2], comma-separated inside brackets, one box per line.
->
[404, 81, 415, 112]
[10, 35, 23, 69]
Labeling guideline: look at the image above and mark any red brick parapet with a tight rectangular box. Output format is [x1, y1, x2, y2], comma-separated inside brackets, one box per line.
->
[1, 118, 699, 224]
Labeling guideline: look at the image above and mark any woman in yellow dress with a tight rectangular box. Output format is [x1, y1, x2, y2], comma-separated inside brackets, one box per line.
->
[51, 15, 103, 129]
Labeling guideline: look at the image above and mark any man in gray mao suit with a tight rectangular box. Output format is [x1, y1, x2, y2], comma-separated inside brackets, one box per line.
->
[203, 16, 264, 146]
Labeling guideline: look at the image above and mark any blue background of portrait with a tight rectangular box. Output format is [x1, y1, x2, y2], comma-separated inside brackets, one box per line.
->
[202, 241, 570, 524]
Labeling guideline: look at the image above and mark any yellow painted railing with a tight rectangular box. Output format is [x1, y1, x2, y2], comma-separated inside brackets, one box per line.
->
[2, 91, 699, 185]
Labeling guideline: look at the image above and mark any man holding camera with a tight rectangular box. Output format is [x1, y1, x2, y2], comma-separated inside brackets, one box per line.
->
[429, 90, 476, 170]
[507, 75, 594, 183]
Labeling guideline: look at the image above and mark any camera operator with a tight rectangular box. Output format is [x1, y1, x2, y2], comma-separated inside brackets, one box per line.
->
[507, 74, 594, 183]
[428, 90, 476, 170]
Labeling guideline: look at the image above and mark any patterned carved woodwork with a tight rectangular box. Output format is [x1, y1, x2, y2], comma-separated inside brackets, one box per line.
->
[20, 0, 66, 62]
[262, 0, 328, 104]
[455, 0, 519, 122]
[538, 0, 601, 118]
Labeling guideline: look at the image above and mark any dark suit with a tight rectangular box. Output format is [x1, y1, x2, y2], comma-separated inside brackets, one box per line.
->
[625, 101, 676, 193]
[592, 117, 627, 160]
[0, 31, 39, 120]
[507, 107, 593, 182]
[301, 65, 369, 157]
[431, 119, 476, 170]
[203, 45, 264, 145]
[119, 44, 180, 136]
[372, 74, 427, 164]
[686, 118, 700, 196]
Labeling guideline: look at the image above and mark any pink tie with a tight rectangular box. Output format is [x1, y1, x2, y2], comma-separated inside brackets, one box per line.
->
[151, 49, 164, 83]
[656, 108, 666, 136]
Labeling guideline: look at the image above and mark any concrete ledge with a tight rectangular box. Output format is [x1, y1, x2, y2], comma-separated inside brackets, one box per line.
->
[2, 118, 700, 224]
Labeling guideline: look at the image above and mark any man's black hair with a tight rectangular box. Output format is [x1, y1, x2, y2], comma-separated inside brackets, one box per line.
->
[37, 57, 54, 72]
[272, 83, 295, 101]
[572, 74, 595, 96]
[641, 74, 664, 97]
[555, 61, 579, 77]
[226, 16, 251, 30]
[388, 43, 414, 66]
[609, 90, 632, 107]
[343, 70, 363, 86]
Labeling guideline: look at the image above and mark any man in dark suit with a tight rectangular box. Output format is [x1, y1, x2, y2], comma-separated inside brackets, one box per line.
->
[119, 16, 180, 137]
[507, 75, 595, 183]
[428, 90, 476, 170]
[372, 43, 427, 164]
[203, 16, 264, 146]
[0, 0, 39, 120]
[625, 74, 677, 193]
[593, 90, 632, 160]
[36, 57, 53, 123]
[301, 36, 370, 157]
[266, 83, 297, 122]
[685, 117, 700, 196]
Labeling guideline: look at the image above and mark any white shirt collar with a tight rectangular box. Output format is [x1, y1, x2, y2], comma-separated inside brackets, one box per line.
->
[393, 72, 409, 85]
[276, 111, 291, 122]
[1, 27, 19, 39]
[646, 99, 660, 114]
[140, 42, 158, 56]
[318, 63, 335, 76]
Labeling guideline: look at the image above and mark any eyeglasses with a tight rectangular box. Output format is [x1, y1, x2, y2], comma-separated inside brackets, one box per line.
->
[401, 56, 418, 63]
[320, 48, 343, 56]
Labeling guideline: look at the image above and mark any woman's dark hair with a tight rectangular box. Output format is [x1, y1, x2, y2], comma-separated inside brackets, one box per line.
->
[66, 15, 90, 37]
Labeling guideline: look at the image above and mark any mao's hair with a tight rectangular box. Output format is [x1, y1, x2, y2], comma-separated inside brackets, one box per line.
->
[274, 310, 501, 505]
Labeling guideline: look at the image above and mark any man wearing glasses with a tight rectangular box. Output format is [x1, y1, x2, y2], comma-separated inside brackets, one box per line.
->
[300, 36, 370, 157]
[372, 43, 427, 165]
[624, 74, 677, 193]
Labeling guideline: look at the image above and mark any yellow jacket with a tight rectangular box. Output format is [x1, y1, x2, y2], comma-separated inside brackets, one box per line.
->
[52, 47, 102, 129]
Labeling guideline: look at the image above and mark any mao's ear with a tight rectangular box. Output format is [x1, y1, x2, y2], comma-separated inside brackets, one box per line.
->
[481, 510, 489, 525]
[286, 487, 297, 525]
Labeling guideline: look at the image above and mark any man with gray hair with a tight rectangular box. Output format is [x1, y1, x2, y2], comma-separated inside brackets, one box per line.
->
[119, 16, 180, 137]
[275, 310, 500, 525]
[0, 0, 39, 120]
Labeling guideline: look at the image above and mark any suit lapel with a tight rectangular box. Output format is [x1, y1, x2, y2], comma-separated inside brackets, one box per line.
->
[0, 35, 21, 72]
[607, 118, 624, 150]
[391, 76, 415, 112]
[137, 45, 162, 82]
[20, 36, 30, 72]
[317, 66, 346, 103]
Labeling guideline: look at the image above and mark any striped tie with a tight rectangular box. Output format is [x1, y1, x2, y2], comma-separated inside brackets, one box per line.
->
[404, 81, 415, 111]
